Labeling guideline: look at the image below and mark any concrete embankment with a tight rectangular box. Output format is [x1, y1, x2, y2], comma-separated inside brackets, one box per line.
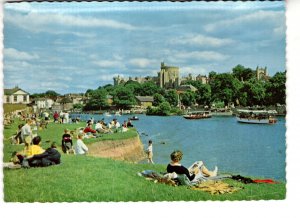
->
[87, 135, 146, 162]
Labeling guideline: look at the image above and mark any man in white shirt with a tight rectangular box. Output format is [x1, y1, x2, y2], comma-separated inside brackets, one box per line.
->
[21, 119, 33, 146]
[74, 133, 88, 155]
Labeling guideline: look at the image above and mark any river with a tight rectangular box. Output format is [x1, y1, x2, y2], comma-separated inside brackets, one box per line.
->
[71, 113, 286, 181]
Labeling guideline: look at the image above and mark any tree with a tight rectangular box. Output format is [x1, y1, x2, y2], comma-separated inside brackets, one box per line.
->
[210, 73, 241, 106]
[157, 102, 171, 116]
[139, 82, 160, 96]
[45, 90, 60, 98]
[265, 71, 286, 105]
[180, 91, 196, 106]
[240, 79, 266, 106]
[164, 89, 178, 107]
[232, 65, 255, 81]
[195, 84, 211, 106]
[113, 86, 136, 109]
[102, 84, 115, 93]
[124, 80, 142, 95]
[153, 93, 165, 106]
[84, 89, 109, 110]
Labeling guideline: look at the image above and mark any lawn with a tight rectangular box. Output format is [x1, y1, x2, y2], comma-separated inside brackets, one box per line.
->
[2, 118, 286, 202]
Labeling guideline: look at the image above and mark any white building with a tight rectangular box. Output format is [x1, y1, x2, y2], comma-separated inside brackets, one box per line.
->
[4, 86, 30, 104]
[35, 98, 54, 109]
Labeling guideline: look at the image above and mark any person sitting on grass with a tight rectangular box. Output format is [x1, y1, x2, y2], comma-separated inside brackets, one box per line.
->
[26, 142, 61, 167]
[84, 123, 97, 135]
[166, 150, 218, 184]
[95, 120, 108, 133]
[24, 135, 45, 158]
[74, 133, 89, 155]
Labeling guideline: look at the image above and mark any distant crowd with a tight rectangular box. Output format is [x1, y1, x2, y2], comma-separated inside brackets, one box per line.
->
[5, 110, 136, 169]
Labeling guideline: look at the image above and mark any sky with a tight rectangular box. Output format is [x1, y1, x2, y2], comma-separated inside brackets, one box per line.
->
[3, 1, 286, 94]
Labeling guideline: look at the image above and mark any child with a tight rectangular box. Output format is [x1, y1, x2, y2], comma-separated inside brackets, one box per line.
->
[146, 140, 154, 164]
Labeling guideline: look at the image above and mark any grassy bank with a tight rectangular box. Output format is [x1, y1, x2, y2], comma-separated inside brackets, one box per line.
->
[3, 103, 27, 114]
[3, 119, 286, 202]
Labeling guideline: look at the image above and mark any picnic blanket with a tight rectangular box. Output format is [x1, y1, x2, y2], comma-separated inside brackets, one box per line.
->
[190, 180, 243, 195]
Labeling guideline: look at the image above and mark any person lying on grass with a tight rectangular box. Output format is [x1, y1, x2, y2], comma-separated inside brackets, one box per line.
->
[167, 150, 218, 183]
[8, 139, 61, 168]
[24, 142, 61, 167]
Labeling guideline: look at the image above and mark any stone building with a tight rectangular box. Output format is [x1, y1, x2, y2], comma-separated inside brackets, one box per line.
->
[256, 66, 269, 80]
[157, 62, 180, 89]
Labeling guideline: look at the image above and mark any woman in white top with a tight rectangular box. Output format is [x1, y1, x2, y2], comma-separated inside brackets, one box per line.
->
[74, 133, 88, 155]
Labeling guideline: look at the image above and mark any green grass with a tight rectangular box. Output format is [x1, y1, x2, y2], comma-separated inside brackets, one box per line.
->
[3, 119, 286, 202]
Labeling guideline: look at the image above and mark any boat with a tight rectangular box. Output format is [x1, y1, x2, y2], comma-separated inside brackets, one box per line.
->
[236, 109, 277, 124]
[183, 111, 212, 119]
[104, 112, 112, 117]
[210, 108, 233, 116]
[130, 116, 139, 121]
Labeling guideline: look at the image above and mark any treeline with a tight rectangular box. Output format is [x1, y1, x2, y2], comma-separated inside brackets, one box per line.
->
[30, 64, 286, 113]
[84, 65, 286, 111]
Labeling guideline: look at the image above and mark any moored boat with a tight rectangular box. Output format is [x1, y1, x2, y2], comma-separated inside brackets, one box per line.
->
[183, 111, 212, 119]
[210, 108, 233, 116]
[236, 109, 277, 124]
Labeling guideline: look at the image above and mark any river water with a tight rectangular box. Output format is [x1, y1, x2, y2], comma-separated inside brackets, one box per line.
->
[71, 113, 286, 181]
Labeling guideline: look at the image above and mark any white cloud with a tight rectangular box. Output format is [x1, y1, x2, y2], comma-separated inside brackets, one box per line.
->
[92, 60, 123, 68]
[5, 11, 136, 33]
[204, 10, 284, 33]
[4, 48, 39, 61]
[4, 2, 34, 13]
[175, 51, 229, 62]
[128, 58, 157, 68]
[180, 66, 207, 75]
[171, 34, 234, 47]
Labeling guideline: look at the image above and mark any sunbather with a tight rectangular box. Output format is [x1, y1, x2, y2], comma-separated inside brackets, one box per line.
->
[166, 150, 218, 182]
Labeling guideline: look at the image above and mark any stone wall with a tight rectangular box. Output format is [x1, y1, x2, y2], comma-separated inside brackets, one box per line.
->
[87, 135, 146, 162]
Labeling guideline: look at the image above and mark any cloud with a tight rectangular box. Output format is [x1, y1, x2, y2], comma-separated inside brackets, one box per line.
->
[4, 48, 39, 61]
[171, 34, 235, 47]
[92, 60, 124, 68]
[180, 66, 207, 75]
[175, 51, 229, 62]
[204, 10, 284, 33]
[5, 11, 136, 33]
[128, 58, 157, 68]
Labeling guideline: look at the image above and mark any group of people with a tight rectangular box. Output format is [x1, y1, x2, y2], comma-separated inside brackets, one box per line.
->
[8, 135, 61, 168]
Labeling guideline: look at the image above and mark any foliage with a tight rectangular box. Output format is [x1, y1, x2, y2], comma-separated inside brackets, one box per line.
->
[30, 90, 60, 99]
[180, 91, 196, 106]
[265, 71, 286, 105]
[146, 102, 172, 116]
[139, 82, 161, 96]
[232, 65, 255, 81]
[164, 89, 178, 107]
[195, 84, 211, 106]
[210, 73, 242, 106]
[153, 93, 165, 106]
[84, 89, 109, 110]
[112, 86, 137, 109]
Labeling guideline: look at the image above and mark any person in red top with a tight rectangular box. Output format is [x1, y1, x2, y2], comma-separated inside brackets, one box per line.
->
[53, 111, 59, 123]
[83, 124, 97, 134]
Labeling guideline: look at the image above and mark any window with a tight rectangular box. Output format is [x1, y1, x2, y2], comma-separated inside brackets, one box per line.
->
[14, 95, 17, 102]
[6, 96, 9, 103]
[23, 95, 27, 102]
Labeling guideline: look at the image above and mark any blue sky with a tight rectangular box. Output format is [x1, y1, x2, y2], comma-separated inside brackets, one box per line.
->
[3, 1, 286, 94]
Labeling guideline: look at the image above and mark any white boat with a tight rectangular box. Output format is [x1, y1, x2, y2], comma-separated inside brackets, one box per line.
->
[236, 109, 277, 124]
[104, 112, 111, 117]
[183, 111, 212, 120]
